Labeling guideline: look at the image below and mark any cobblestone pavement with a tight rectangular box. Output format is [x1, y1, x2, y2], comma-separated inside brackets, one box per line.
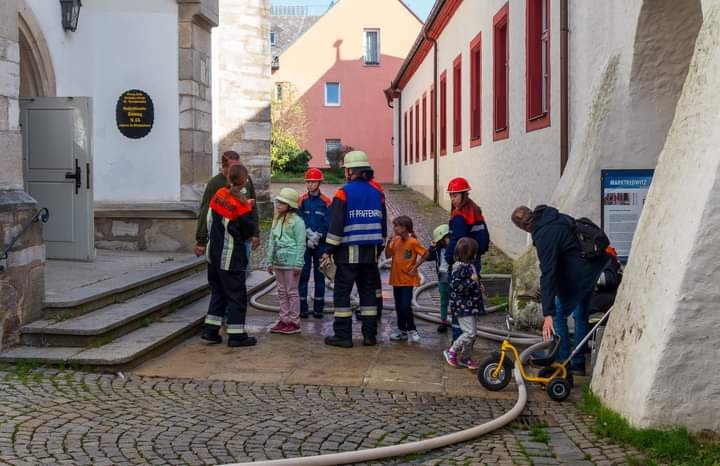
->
[0, 183, 642, 465]
[0, 369, 641, 465]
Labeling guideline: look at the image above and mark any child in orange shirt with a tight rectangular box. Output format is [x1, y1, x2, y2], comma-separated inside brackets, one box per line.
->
[385, 216, 428, 342]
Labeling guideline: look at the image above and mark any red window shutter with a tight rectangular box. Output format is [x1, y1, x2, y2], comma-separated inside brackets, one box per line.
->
[493, 4, 509, 140]
[527, 0, 542, 118]
[430, 86, 436, 157]
[409, 107, 414, 164]
[422, 94, 427, 160]
[404, 112, 408, 165]
[440, 72, 447, 155]
[415, 101, 420, 162]
[470, 33, 482, 144]
[453, 56, 462, 151]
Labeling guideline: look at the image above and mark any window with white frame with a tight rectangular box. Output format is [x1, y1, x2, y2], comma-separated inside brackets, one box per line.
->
[325, 82, 341, 106]
[364, 29, 380, 65]
[270, 31, 276, 46]
[274, 83, 284, 101]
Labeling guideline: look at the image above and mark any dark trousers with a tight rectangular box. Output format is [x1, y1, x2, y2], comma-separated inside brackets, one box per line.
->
[332, 263, 378, 341]
[204, 265, 248, 335]
[299, 246, 325, 315]
[393, 286, 416, 331]
[371, 266, 383, 320]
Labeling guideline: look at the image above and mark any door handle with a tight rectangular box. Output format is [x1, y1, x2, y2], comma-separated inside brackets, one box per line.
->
[65, 159, 81, 194]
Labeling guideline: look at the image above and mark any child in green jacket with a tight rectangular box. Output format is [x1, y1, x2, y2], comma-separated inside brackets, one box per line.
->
[267, 188, 306, 335]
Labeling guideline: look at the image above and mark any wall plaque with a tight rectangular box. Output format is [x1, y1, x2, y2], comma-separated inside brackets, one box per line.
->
[116, 89, 154, 139]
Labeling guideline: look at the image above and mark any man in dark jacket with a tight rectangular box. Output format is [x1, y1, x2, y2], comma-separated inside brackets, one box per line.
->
[512, 205, 607, 374]
[195, 151, 260, 257]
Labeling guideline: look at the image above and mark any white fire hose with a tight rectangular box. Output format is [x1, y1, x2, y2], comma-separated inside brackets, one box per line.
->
[220, 339, 553, 466]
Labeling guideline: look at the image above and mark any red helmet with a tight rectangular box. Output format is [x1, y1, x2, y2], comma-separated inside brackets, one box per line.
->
[304, 168, 324, 181]
[447, 177, 471, 193]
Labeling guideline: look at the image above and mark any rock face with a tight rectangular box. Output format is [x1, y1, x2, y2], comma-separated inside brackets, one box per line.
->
[510, 248, 543, 331]
[593, 0, 720, 433]
[214, 0, 273, 219]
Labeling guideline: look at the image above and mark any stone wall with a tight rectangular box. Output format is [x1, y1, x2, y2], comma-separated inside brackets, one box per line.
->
[0, 0, 45, 350]
[178, 0, 219, 202]
[94, 203, 197, 252]
[215, 0, 272, 218]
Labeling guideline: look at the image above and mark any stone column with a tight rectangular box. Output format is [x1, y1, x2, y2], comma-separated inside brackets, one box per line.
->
[593, 2, 720, 433]
[0, 0, 45, 349]
[178, 0, 219, 201]
[215, 0, 272, 218]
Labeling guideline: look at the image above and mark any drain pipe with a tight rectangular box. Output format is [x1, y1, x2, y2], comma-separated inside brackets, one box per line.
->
[398, 92, 403, 184]
[425, 30, 440, 204]
[560, 0, 569, 174]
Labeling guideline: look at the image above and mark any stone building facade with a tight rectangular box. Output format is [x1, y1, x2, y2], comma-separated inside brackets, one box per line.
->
[0, 0, 44, 348]
[214, 0, 273, 218]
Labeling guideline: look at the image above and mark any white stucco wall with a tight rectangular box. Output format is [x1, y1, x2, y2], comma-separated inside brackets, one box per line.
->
[592, 0, 719, 433]
[26, 0, 180, 202]
[398, 0, 561, 258]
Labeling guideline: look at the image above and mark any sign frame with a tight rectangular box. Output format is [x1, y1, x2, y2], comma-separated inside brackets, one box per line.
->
[116, 89, 154, 139]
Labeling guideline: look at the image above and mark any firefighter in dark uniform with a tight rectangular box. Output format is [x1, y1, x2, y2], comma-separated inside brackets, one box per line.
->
[322, 151, 387, 347]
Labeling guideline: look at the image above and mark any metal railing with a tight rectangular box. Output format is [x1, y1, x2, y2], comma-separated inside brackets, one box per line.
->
[0, 207, 49, 273]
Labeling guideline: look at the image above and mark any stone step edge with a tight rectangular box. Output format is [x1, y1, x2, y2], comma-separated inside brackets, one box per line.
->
[22, 273, 209, 337]
[43, 256, 207, 310]
[0, 272, 275, 367]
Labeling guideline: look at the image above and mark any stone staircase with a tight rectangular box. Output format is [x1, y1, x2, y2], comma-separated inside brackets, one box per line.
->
[0, 256, 273, 371]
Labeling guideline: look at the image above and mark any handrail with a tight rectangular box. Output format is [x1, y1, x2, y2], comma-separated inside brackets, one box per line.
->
[0, 207, 49, 272]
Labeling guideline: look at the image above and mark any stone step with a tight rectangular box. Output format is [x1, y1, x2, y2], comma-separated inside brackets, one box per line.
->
[21, 273, 210, 347]
[0, 271, 274, 371]
[43, 255, 207, 320]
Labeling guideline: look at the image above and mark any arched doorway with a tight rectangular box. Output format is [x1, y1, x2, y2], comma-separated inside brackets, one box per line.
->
[18, 0, 56, 97]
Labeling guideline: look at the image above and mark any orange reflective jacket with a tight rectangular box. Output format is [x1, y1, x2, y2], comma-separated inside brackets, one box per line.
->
[209, 187, 252, 220]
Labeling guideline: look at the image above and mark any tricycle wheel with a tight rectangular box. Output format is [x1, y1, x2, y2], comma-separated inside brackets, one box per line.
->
[546, 377, 571, 401]
[478, 352, 514, 391]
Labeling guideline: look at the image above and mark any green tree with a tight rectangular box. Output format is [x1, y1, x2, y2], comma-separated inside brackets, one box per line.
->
[271, 84, 310, 173]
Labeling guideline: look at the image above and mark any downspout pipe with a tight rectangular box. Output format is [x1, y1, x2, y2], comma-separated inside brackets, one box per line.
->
[424, 29, 439, 204]
[560, 0, 569, 174]
[397, 92, 403, 184]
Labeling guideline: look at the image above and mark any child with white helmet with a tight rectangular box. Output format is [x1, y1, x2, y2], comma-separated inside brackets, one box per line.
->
[428, 224, 452, 333]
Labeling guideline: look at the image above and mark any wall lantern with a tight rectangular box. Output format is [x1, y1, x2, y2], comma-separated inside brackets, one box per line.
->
[59, 0, 82, 32]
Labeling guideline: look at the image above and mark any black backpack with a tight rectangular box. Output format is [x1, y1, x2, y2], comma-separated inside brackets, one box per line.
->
[574, 217, 610, 259]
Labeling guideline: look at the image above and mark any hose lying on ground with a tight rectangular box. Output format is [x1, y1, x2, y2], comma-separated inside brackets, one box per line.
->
[220, 339, 553, 466]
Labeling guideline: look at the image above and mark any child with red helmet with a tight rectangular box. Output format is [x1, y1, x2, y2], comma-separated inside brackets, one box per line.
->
[298, 168, 332, 318]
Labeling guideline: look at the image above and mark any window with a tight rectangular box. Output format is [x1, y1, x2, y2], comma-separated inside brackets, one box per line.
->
[527, 0, 550, 131]
[430, 85, 436, 158]
[440, 71, 447, 156]
[493, 3, 509, 141]
[364, 29, 380, 65]
[409, 106, 414, 164]
[404, 111, 408, 165]
[422, 93, 427, 160]
[274, 83, 283, 101]
[453, 55, 462, 152]
[325, 82, 341, 106]
[325, 139, 341, 165]
[415, 101, 420, 162]
[470, 33, 482, 146]
[270, 31, 276, 46]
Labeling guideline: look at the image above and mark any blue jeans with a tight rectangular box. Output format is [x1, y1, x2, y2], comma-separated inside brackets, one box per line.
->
[393, 286, 416, 331]
[554, 292, 592, 368]
[299, 246, 325, 315]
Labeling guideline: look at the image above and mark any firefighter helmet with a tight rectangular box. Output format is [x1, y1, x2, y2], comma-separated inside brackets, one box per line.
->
[343, 150, 371, 169]
[447, 177, 471, 193]
[432, 224, 450, 243]
[304, 167, 324, 181]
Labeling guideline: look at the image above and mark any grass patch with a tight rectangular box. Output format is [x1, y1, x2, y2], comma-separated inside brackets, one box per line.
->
[259, 219, 274, 233]
[487, 296, 509, 308]
[582, 388, 720, 465]
[271, 168, 345, 184]
[530, 425, 550, 444]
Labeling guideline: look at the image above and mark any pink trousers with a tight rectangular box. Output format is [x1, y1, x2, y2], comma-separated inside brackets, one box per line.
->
[275, 268, 300, 325]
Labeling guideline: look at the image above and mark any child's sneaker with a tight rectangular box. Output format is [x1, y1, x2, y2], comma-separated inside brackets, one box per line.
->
[270, 321, 286, 333]
[408, 330, 421, 342]
[443, 348, 458, 367]
[458, 356, 480, 370]
[279, 322, 301, 334]
[389, 329, 408, 341]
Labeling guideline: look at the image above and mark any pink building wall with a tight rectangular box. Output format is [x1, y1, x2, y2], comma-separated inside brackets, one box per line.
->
[271, 0, 422, 182]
